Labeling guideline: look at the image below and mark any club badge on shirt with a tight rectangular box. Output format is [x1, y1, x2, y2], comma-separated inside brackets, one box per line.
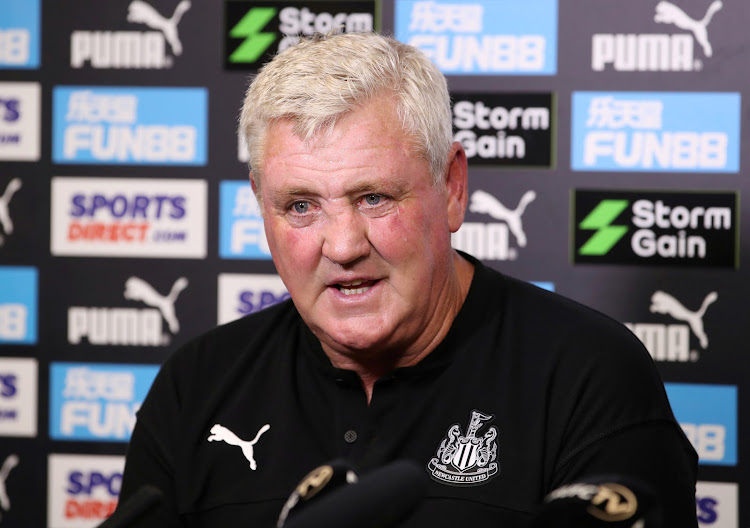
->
[207, 423, 270, 470]
[427, 410, 499, 486]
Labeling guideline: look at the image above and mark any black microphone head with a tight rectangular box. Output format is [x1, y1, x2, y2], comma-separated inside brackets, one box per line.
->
[280, 460, 427, 528]
[532, 475, 662, 528]
[277, 459, 359, 527]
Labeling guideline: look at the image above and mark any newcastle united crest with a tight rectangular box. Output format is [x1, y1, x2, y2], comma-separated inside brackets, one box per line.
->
[427, 410, 499, 486]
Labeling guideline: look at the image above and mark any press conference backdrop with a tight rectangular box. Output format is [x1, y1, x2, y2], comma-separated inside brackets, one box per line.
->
[0, 0, 746, 526]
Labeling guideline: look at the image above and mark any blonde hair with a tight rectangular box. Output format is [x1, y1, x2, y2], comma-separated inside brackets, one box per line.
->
[239, 31, 452, 191]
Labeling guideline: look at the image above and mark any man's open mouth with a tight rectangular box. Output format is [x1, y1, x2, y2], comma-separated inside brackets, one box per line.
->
[336, 280, 376, 296]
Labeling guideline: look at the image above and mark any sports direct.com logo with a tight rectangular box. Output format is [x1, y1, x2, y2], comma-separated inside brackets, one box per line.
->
[49, 363, 159, 442]
[51, 177, 207, 259]
[571, 92, 740, 172]
[48, 454, 125, 528]
[224, 1, 375, 70]
[572, 190, 738, 267]
[664, 383, 736, 467]
[0, 0, 40, 69]
[395, 0, 557, 75]
[0, 81, 40, 161]
[592, 1, 724, 72]
[52, 86, 207, 165]
[0, 357, 38, 437]
[217, 273, 289, 325]
[696, 481, 738, 528]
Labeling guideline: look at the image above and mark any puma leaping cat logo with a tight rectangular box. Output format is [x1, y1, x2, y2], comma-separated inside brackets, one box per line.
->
[0, 454, 19, 521]
[208, 424, 270, 470]
[124, 276, 188, 334]
[127, 0, 191, 56]
[650, 290, 717, 349]
[654, 1, 723, 57]
[0, 178, 22, 246]
[468, 190, 536, 247]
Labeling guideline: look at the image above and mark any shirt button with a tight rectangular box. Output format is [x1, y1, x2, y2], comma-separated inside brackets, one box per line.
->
[344, 430, 357, 443]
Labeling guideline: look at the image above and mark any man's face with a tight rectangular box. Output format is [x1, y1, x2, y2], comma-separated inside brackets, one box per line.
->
[256, 97, 466, 357]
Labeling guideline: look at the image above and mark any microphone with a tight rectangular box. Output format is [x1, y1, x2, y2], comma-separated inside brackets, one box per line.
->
[278, 460, 427, 528]
[97, 485, 163, 528]
[531, 475, 661, 528]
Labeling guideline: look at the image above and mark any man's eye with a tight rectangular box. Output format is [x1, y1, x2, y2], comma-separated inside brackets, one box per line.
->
[364, 194, 381, 206]
[292, 201, 310, 214]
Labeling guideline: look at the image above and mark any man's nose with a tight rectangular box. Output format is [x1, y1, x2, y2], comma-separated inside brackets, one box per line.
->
[321, 208, 370, 265]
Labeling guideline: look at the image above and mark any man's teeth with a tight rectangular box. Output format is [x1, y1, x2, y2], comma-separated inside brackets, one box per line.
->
[338, 280, 371, 295]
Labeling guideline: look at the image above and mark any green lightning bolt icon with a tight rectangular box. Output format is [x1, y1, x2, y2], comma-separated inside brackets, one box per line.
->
[578, 200, 629, 256]
[229, 7, 277, 64]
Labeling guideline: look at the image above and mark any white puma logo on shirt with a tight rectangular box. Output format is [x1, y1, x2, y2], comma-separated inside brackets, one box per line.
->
[208, 424, 270, 470]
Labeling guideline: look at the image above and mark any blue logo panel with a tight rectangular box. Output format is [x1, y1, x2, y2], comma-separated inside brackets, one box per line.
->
[0, 266, 37, 344]
[0, 0, 40, 69]
[52, 86, 207, 165]
[572, 92, 740, 172]
[219, 181, 272, 260]
[665, 383, 737, 466]
[49, 363, 159, 442]
[395, 0, 557, 75]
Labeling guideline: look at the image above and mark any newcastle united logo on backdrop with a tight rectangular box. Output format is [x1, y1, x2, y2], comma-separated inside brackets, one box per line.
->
[427, 410, 499, 486]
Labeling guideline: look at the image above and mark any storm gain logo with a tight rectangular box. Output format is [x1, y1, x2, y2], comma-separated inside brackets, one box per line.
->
[224, 1, 376, 70]
[572, 190, 737, 268]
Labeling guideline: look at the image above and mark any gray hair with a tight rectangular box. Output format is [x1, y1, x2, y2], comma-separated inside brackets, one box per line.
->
[239, 31, 453, 191]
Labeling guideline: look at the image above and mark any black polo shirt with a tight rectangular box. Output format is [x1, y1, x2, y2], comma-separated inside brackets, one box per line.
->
[119, 256, 698, 527]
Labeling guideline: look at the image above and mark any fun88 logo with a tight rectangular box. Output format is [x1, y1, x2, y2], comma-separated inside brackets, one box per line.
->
[395, 0, 557, 75]
[49, 363, 159, 442]
[571, 92, 740, 173]
[52, 86, 207, 165]
[0, 0, 40, 69]
[219, 181, 271, 259]
[0, 266, 37, 344]
[664, 383, 737, 466]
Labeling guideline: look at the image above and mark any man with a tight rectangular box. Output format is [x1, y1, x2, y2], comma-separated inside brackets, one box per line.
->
[118, 31, 698, 526]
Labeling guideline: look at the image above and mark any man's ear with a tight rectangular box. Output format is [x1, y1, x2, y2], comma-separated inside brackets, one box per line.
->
[250, 171, 263, 215]
[444, 141, 469, 233]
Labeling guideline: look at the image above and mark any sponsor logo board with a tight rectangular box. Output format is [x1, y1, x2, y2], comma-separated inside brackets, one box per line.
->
[51, 177, 207, 258]
[571, 92, 740, 172]
[664, 383, 737, 466]
[70, 0, 191, 70]
[395, 0, 557, 75]
[67, 275, 188, 347]
[592, 1, 725, 72]
[624, 289, 717, 363]
[224, 1, 376, 70]
[0, 357, 37, 437]
[572, 190, 738, 267]
[52, 86, 207, 165]
[0, 177, 23, 247]
[452, 188, 536, 261]
[0, 266, 37, 344]
[696, 481, 738, 528]
[48, 453, 124, 528]
[0, 0, 40, 69]
[217, 273, 289, 325]
[49, 363, 159, 442]
[452, 93, 553, 167]
[219, 181, 271, 259]
[0, 82, 40, 161]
